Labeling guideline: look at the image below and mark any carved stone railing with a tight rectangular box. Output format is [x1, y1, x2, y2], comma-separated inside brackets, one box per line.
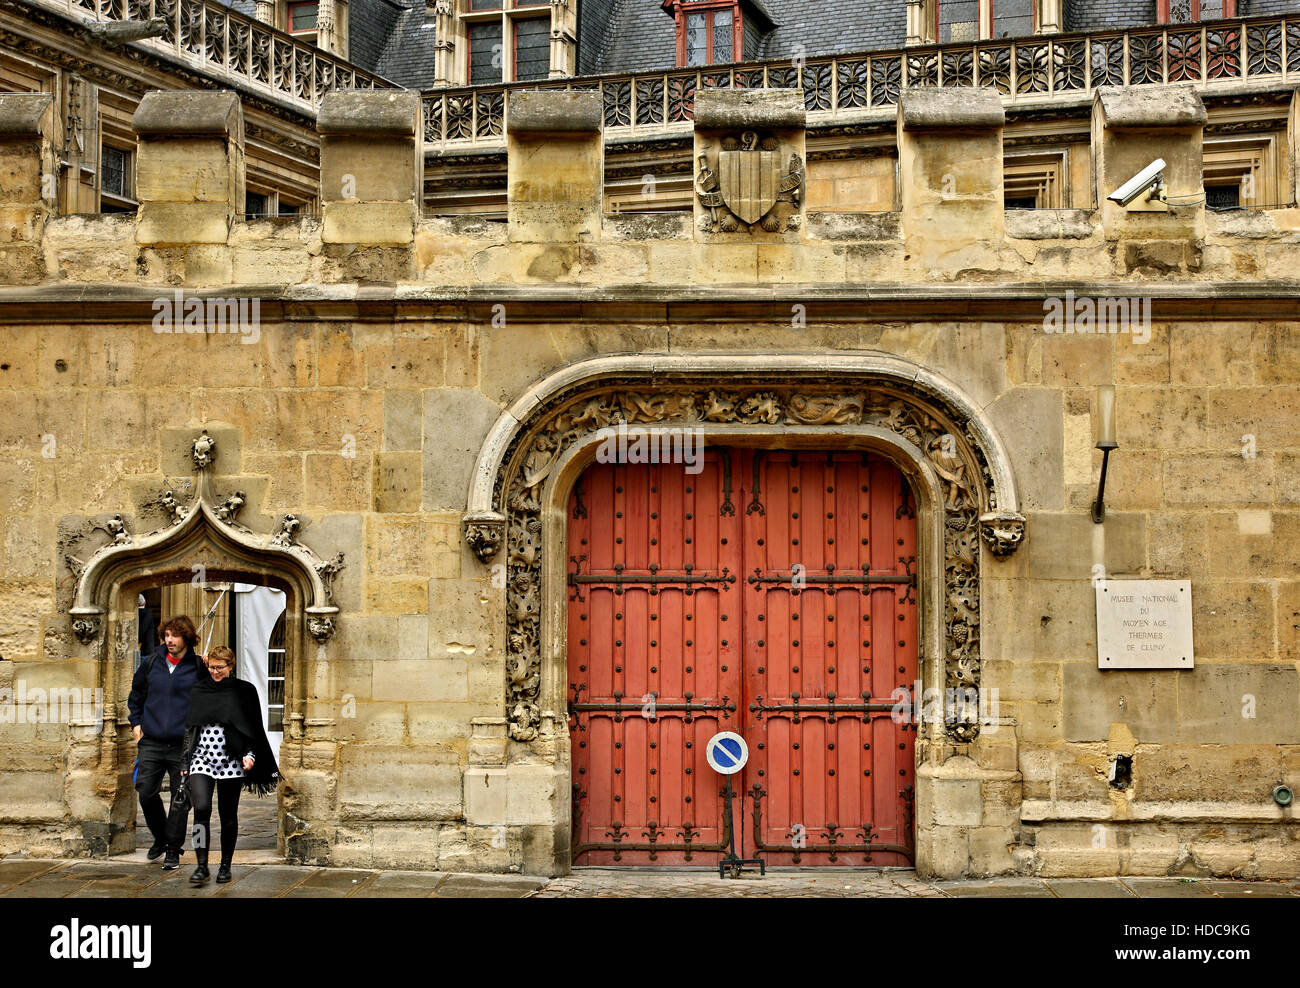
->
[422, 14, 1300, 147]
[31, 0, 392, 111]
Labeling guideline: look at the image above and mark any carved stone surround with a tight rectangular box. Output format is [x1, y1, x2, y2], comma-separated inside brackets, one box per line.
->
[463, 359, 1025, 746]
[67, 429, 343, 648]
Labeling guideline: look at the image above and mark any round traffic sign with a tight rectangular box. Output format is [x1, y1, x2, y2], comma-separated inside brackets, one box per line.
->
[705, 731, 749, 775]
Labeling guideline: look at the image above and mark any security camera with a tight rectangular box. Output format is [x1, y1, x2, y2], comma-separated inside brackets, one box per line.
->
[1108, 158, 1167, 208]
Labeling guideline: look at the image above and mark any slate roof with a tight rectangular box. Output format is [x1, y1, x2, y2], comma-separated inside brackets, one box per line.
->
[240, 0, 1300, 89]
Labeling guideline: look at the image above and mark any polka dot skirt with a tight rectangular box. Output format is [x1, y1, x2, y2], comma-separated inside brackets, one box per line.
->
[188, 724, 245, 779]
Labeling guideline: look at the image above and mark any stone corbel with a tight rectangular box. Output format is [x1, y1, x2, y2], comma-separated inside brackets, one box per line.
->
[979, 511, 1026, 556]
[71, 611, 102, 645]
[463, 510, 506, 564]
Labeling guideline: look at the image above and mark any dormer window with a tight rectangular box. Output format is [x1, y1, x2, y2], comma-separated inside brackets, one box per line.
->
[663, 0, 772, 68]
[462, 0, 553, 84]
[288, 1, 319, 43]
[1157, 0, 1236, 23]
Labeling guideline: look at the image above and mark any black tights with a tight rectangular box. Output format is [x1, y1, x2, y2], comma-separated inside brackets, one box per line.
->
[187, 774, 242, 866]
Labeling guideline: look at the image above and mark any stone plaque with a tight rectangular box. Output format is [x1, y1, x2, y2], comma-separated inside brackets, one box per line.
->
[1096, 580, 1194, 669]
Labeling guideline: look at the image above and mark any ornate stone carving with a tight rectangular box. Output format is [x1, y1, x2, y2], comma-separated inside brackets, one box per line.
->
[493, 381, 1012, 744]
[67, 448, 344, 660]
[316, 552, 346, 602]
[72, 616, 100, 645]
[81, 17, 168, 47]
[308, 615, 336, 643]
[160, 490, 187, 526]
[695, 132, 804, 234]
[979, 511, 1026, 557]
[191, 430, 216, 470]
[101, 515, 130, 545]
[271, 514, 300, 547]
[65, 554, 88, 581]
[787, 395, 864, 424]
[214, 490, 246, 525]
[464, 513, 506, 564]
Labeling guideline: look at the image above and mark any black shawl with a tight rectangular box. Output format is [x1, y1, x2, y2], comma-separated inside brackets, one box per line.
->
[183, 676, 280, 795]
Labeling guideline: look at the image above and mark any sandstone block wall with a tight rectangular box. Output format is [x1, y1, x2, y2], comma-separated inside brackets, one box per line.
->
[0, 86, 1296, 878]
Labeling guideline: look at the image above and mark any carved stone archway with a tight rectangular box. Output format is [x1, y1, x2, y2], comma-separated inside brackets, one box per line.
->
[60, 430, 345, 854]
[463, 354, 1025, 745]
[68, 430, 343, 649]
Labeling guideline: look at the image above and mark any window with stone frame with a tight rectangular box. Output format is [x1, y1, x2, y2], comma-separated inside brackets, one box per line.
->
[1157, 0, 1236, 22]
[461, 0, 553, 84]
[280, 0, 348, 55]
[665, 0, 743, 67]
[99, 143, 133, 212]
[287, 0, 318, 42]
[1203, 135, 1284, 210]
[1003, 150, 1068, 208]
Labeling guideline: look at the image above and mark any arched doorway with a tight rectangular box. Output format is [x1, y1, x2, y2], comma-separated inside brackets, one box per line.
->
[461, 353, 1027, 876]
[121, 569, 295, 858]
[63, 429, 344, 858]
[568, 447, 919, 866]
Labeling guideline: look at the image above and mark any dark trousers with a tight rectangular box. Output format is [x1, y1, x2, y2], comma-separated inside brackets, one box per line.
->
[135, 738, 189, 851]
[187, 774, 242, 867]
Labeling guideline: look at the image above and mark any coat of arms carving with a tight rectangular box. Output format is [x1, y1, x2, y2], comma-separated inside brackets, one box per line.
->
[696, 130, 804, 233]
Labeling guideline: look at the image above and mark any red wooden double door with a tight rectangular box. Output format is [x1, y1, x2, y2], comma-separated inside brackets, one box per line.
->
[567, 447, 918, 867]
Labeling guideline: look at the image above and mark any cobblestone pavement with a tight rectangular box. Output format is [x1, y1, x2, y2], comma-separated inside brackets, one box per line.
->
[2, 856, 1297, 898]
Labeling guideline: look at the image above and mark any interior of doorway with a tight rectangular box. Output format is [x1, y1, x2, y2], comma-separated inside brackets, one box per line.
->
[129, 575, 288, 857]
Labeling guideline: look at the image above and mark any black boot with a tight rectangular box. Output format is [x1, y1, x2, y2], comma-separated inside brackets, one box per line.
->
[216, 862, 232, 884]
[190, 848, 210, 885]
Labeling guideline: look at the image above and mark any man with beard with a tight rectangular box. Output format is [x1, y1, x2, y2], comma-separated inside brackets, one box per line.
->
[128, 614, 209, 871]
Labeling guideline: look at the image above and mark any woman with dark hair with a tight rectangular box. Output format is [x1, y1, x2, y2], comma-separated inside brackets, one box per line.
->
[179, 645, 279, 885]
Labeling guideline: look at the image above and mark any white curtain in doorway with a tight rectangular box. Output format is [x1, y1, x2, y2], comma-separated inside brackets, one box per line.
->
[233, 584, 286, 755]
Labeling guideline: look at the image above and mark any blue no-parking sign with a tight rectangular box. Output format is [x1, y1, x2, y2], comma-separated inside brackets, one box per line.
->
[705, 731, 749, 775]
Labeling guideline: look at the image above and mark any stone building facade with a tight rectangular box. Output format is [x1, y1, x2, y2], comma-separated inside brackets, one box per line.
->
[1, 3, 1299, 880]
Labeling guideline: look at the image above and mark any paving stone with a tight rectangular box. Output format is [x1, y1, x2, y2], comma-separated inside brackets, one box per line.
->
[353, 885, 439, 898]
[1045, 879, 1138, 898]
[1203, 880, 1299, 898]
[935, 880, 1055, 898]
[145, 873, 229, 898]
[1120, 878, 1215, 898]
[68, 884, 140, 898]
[439, 872, 545, 889]
[211, 866, 312, 897]
[362, 871, 448, 891]
[1, 875, 96, 898]
[297, 868, 376, 890]
[0, 860, 61, 888]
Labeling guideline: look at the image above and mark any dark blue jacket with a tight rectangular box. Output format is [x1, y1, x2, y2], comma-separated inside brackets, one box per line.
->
[127, 645, 209, 743]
